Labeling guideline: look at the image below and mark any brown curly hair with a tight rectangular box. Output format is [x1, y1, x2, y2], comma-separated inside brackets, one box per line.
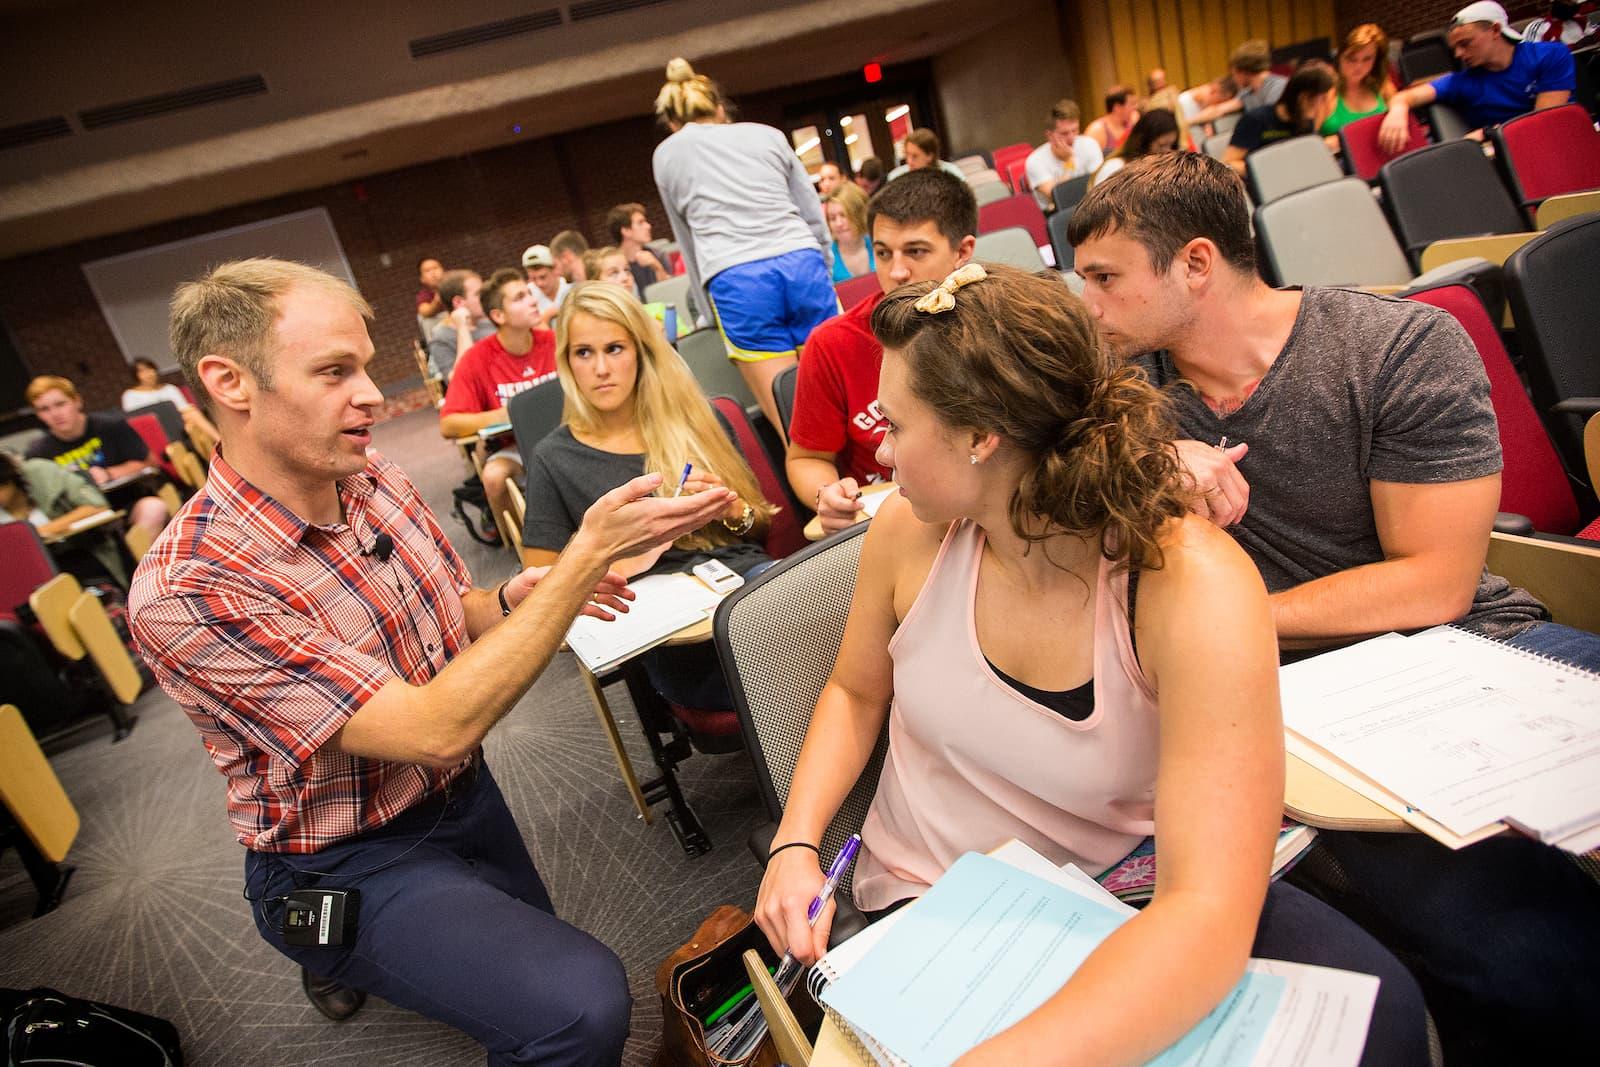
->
[870, 264, 1191, 571]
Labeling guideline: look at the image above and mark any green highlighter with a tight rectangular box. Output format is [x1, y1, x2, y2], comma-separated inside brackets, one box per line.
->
[702, 965, 775, 1028]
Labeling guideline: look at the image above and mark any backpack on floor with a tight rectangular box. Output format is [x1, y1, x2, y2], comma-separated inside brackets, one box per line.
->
[2, 986, 183, 1066]
[451, 475, 501, 546]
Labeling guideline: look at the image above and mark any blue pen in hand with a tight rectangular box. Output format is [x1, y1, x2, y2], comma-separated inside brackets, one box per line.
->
[673, 462, 693, 497]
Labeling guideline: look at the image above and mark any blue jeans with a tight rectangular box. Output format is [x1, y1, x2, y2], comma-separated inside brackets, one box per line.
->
[1502, 619, 1600, 671]
[245, 761, 631, 1066]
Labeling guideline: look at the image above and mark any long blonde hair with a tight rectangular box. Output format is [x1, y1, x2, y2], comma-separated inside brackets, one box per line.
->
[826, 182, 869, 240]
[554, 283, 774, 550]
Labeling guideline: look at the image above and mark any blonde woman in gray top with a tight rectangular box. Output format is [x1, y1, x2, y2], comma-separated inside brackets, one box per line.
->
[652, 58, 835, 437]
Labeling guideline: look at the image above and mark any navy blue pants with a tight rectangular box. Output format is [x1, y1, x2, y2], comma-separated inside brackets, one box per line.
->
[245, 761, 631, 1066]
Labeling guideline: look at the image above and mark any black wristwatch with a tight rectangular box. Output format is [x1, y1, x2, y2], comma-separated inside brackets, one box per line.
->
[496, 581, 513, 617]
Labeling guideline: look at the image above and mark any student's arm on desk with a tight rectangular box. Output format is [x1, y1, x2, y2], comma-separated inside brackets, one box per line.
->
[959, 517, 1283, 1067]
[755, 495, 926, 964]
[1270, 475, 1497, 650]
[787, 444, 864, 533]
[439, 407, 508, 439]
[334, 475, 734, 767]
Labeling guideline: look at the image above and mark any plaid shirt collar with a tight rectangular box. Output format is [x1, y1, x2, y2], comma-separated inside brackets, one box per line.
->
[206, 446, 380, 561]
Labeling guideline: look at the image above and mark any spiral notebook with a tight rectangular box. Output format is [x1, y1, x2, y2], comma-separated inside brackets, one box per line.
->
[1279, 625, 1600, 852]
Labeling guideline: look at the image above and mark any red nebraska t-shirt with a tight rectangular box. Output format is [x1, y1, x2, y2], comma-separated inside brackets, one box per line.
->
[790, 288, 892, 485]
[440, 330, 557, 417]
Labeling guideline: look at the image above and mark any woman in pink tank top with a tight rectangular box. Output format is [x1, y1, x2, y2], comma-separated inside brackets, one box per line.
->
[752, 264, 1424, 1065]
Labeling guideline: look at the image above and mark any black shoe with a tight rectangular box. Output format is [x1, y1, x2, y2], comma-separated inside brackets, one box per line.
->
[301, 968, 366, 1022]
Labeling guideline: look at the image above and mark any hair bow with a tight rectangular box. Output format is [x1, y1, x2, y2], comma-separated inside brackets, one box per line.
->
[913, 262, 989, 314]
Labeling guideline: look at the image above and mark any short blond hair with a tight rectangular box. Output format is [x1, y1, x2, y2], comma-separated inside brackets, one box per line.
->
[169, 258, 371, 405]
[26, 375, 79, 405]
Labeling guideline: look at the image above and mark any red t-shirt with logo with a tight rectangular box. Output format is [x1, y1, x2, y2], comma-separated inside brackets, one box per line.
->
[440, 330, 558, 417]
[789, 289, 892, 485]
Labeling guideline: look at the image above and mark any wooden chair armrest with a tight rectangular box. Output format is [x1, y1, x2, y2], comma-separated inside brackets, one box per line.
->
[1486, 532, 1600, 635]
[28, 573, 85, 661]
[743, 948, 813, 1066]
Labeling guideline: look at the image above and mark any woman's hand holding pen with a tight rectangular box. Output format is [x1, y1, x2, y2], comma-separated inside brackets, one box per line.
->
[816, 477, 864, 534]
[755, 845, 833, 967]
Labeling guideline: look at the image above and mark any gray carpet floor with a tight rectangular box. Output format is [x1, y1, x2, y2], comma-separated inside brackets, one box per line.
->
[0, 407, 770, 1065]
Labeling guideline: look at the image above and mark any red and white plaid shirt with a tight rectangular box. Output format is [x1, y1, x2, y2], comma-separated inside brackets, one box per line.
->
[129, 448, 475, 853]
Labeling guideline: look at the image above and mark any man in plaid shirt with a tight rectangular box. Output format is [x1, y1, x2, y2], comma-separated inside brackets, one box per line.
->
[130, 259, 733, 1066]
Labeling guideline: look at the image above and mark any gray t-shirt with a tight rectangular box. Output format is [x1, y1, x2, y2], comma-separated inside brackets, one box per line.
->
[521, 425, 769, 578]
[1137, 287, 1546, 639]
[1238, 73, 1288, 112]
[427, 317, 495, 379]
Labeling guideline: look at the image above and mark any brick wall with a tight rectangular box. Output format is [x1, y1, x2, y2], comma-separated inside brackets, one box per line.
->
[0, 111, 677, 413]
[1334, 0, 1545, 41]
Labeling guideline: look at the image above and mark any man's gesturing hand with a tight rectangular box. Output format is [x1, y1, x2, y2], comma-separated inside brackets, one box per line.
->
[504, 565, 634, 621]
[1173, 440, 1251, 527]
[574, 473, 735, 563]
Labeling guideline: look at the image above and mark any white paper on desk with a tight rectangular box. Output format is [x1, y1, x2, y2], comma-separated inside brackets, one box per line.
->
[1279, 627, 1600, 840]
[563, 573, 721, 674]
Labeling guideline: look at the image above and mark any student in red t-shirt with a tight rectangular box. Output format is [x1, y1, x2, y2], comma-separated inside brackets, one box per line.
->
[439, 269, 557, 531]
[786, 171, 977, 534]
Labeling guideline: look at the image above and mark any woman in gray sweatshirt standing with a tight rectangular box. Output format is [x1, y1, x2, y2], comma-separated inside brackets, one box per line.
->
[652, 58, 836, 437]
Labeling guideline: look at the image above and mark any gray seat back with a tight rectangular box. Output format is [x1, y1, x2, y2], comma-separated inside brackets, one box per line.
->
[973, 226, 1046, 271]
[715, 523, 880, 894]
[1255, 177, 1414, 287]
[1246, 135, 1344, 205]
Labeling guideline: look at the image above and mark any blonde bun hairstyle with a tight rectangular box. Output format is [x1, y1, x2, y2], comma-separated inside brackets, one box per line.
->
[655, 58, 726, 127]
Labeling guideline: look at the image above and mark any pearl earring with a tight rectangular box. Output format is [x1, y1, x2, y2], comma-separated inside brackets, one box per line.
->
[969, 454, 978, 465]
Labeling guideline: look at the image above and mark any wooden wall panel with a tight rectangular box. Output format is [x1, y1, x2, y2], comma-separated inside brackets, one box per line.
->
[1062, 0, 1338, 116]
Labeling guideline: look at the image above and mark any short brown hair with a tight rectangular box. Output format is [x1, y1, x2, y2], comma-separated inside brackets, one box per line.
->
[169, 258, 371, 406]
[437, 269, 479, 310]
[480, 268, 525, 320]
[1104, 85, 1134, 112]
[904, 127, 942, 162]
[1067, 151, 1255, 275]
[1230, 38, 1271, 74]
[1049, 99, 1082, 125]
[867, 169, 977, 250]
[26, 375, 78, 405]
[605, 203, 646, 244]
[550, 230, 589, 258]
[870, 264, 1189, 572]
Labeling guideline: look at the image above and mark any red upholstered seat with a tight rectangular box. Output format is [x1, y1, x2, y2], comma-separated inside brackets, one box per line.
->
[1578, 516, 1600, 542]
[126, 413, 182, 483]
[1405, 283, 1582, 535]
[0, 523, 58, 617]
[709, 395, 806, 560]
[978, 193, 1049, 248]
[991, 143, 1032, 192]
[834, 273, 881, 310]
[1340, 111, 1430, 181]
[1491, 103, 1600, 210]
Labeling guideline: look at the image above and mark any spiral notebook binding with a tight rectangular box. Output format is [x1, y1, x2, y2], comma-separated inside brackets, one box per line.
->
[1442, 623, 1600, 679]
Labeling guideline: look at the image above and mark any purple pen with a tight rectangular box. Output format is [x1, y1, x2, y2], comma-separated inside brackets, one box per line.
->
[807, 833, 862, 922]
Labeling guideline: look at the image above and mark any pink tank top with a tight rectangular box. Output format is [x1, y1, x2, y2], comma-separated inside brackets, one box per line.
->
[853, 519, 1159, 910]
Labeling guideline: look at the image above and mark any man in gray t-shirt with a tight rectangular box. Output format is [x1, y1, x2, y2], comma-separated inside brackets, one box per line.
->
[1067, 152, 1600, 1064]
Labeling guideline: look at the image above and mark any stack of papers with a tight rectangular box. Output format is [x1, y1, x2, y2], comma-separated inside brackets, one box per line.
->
[564, 573, 723, 675]
[814, 842, 1378, 1067]
[1279, 626, 1600, 852]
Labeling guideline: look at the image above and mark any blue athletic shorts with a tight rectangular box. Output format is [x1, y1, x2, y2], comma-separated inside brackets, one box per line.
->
[706, 248, 838, 362]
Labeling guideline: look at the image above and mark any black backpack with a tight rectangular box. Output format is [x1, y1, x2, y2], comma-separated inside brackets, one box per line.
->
[3, 987, 183, 1066]
[451, 474, 502, 546]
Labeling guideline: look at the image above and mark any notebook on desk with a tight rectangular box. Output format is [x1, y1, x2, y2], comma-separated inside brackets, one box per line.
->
[564, 572, 723, 675]
[1279, 625, 1600, 852]
[811, 842, 1378, 1067]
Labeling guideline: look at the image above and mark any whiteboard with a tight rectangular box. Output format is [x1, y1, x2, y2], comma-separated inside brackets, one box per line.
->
[81, 208, 358, 373]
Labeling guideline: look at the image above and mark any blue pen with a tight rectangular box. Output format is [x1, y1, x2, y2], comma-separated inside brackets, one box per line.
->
[673, 462, 693, 497]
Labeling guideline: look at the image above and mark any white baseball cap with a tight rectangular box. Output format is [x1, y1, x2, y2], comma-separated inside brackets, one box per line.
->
[1452, 2, 1523, 40]
[520, 244, 554, 268]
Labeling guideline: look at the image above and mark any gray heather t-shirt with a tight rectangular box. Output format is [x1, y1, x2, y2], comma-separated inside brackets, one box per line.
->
[521, 426, 769, 578]
[1137, 287, 1546, 639]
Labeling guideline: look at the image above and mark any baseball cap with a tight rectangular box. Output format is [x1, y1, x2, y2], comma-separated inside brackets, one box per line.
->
[520, 244, 554, 268]
[1452, 2, 1523, 40]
